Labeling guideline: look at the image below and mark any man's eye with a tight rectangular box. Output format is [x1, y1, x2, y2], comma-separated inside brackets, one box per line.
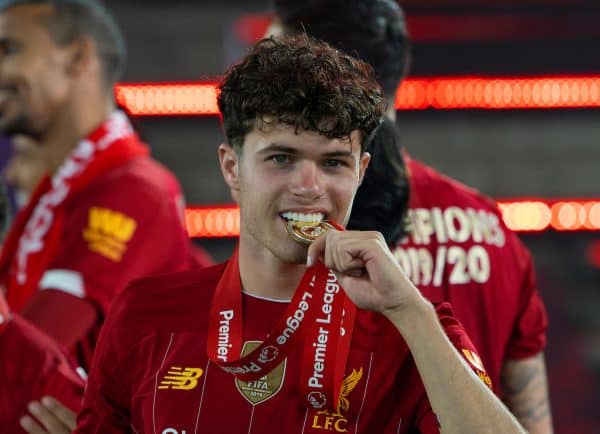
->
[270, 154, 291, 164]
[0, 41, 19, 56]
[323, 159, 345, 168]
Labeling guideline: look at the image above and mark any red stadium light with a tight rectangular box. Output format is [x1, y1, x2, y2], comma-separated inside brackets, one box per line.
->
[186, 200, 600, 238]
[185, 205, 240, 238]
[497, 201, 552, 232]
[114, 82, 220, 116]
[416, 77, 600, 110]
[115, 76, 600, 116]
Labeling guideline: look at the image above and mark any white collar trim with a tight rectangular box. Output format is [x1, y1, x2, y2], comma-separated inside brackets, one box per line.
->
[242, 290, 291, 303]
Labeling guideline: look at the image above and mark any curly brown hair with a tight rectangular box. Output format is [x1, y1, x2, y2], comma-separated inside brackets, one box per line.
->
[217, 34, 385, 151]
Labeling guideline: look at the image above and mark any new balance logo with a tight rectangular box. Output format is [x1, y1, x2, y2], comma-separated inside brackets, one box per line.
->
[158, 367, 204, 391]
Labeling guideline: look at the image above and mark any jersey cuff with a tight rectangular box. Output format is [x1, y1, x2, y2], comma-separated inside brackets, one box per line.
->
[39, 269, 86, 298]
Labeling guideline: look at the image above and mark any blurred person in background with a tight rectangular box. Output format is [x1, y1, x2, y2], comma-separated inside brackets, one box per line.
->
[3, 134, 49, 210]
[0, 0, 195, 371]
[271, 1, 553, 432]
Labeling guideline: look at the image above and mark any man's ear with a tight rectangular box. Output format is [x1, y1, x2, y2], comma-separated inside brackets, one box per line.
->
[218, 143, 240, 202]
[65, 37, 96, 78]
[358, 151, 371, 186]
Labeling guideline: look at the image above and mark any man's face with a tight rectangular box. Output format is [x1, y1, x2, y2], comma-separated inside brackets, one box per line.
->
[220, 122, 370, 264]
[3, 135, 47, 208]
[0, 5, 74, 137]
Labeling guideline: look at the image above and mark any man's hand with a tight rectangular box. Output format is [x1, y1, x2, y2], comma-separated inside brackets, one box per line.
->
[307, 229, 425, 318]
[20, 396, 76, 434]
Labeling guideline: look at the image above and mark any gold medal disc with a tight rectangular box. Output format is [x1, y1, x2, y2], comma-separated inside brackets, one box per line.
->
[286, 221, 334, 245]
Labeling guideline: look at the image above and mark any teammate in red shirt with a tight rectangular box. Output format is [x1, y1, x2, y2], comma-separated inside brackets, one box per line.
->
[0, 291, 85, 434]
[271, 1, 552, 432]
[0, 0, 196, 369]
[77, 34, 525, 433]
[397, 157, 548, 392]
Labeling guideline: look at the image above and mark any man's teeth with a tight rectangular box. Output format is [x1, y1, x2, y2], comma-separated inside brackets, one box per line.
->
[281, 212, 324, 223]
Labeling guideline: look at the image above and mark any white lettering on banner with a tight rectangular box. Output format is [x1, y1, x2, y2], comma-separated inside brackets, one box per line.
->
[466, 208, 484, 243]
[394, 245, 491, 287]
[308, 271, 339, 390]
[162, 429, 186, 434]
[447, 246, 469, 284]
[431, 208, 448, 243]
[433, 246, 447, 287]
[412, 208, 433, 245]
[276, 291, 312, 345]
[445, 207, 471, 243]
[316, 272, 339, 324]
[308, 326, 329, 389]
[217, 310, 234, 362]
[467, 246, 490, 284]
[406, 207, 505, 248]
[487, 213, 505, 247]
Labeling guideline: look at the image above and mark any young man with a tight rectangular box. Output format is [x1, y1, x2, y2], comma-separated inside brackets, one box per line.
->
[271, 1, 553, 432]
[0, 0, 195, 369]
[0, 291, 85, 434]
[76, 35, 525, 434]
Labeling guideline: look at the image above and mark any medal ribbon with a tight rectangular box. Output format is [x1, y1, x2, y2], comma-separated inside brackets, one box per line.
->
[207, 222, 356, 410]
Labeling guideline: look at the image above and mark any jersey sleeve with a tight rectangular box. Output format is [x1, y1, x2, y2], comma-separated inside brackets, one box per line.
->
[1, 316, 85, 432]
[413, 302, 492, 433]
[75, 290, 135, 433]
[504, 242, 548, 360]
[39, 177, 191, 314]
[436, 302, 493, 389]
[36, 352, 86, 413]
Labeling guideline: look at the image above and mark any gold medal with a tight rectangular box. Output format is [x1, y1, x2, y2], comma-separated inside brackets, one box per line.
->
[286, 221, 334, 245]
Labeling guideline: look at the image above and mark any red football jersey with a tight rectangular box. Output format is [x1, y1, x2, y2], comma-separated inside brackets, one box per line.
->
[77, 263, 488, 434]
[0, 314, 85, 433]
[27, 156, 194, 368]
[393, 158, 548, 394]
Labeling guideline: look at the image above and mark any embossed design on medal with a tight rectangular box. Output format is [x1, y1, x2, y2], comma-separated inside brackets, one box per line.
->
[286, 220, 334, 245]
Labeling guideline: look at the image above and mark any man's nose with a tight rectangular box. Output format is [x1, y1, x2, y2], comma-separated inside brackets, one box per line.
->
[290, 160, 325, 200]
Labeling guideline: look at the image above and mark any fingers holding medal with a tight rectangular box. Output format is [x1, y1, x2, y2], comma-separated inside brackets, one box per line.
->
[306, 226, 418, 315]
[302, 222, 370, 276]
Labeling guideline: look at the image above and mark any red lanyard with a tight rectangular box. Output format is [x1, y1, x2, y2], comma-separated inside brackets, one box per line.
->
[207, 239, 357, 411]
